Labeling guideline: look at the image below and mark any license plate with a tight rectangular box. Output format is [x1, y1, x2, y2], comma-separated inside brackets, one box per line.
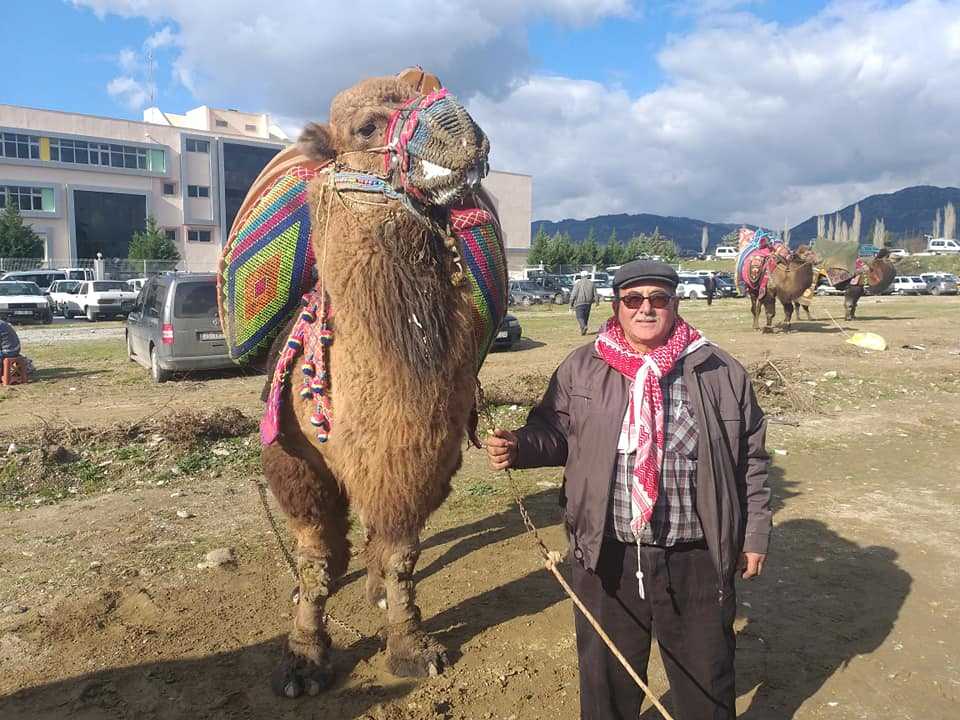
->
[200, 331, 225, 341]
[496, 331, 508, 339]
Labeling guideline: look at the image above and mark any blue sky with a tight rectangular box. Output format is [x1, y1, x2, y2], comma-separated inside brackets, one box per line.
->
[2, 1, 957, 226]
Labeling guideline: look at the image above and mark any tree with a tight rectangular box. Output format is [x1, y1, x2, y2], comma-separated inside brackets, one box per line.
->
[0, 199, 43, 258]
[816, 215, 825, 241]
[781, 221, 791, 247]
[933, 208, 942, 238]
[128, 216, 180, 262]
[719, 229, 739, 247]
[528, 225, 550, 266]
[577, 227, 601, 267]
[700, 226, 709, 255]
[944, 202, 956, 240]
[851, 204, 861, 246]
[872, 218, 886, 247]
[602, 238, 625, 267]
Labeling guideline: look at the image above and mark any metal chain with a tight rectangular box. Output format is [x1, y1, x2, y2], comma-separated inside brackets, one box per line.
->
[251, 477, 366, 642]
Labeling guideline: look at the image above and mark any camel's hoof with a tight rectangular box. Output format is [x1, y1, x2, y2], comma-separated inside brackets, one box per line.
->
[762, 327, 773, 334]
[271, 648, 335, 698]
[385, 632, 448, 678]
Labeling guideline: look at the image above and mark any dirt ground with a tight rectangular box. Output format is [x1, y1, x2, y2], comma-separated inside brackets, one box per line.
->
[0, 295, 958, 719]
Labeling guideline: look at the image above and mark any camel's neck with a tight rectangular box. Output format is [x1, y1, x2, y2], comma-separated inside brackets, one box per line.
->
[316, 200, 464, 383]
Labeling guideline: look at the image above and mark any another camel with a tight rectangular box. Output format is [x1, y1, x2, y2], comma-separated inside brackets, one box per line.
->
[843, 249, 896, 320]
[238, 72, 500, 697]
[744, 245, 817, 332]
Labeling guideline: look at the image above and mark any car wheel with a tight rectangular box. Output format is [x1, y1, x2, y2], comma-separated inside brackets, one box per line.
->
[150, 345, 170, 383]
[553, 293, 564, 305]
[688, 290, 699, 300]
[63, 307, 74, 319]
[86, 306, 97, 322]
[521, 296, 533, 307]
[931, 287, 941, 296]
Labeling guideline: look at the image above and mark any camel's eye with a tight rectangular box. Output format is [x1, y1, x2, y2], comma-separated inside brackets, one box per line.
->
[358, 121, 378, 138]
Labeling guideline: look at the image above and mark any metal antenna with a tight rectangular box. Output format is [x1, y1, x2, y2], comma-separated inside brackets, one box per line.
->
[146, 48, 157, 105]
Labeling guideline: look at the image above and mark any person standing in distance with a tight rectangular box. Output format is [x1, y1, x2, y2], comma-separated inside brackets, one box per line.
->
[486, 260, 771, 720]
[569, 271, 599, 335]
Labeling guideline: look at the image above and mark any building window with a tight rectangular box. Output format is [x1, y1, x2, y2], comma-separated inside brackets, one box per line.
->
[0, 132, 41, 160]
[164, 229, 177, 242]
[185, 138, 210, 153]
[244, 124, 257, 132]
[162, 182, 177, 196]
[187, 229, 212, 243]
[215, 119, 228, 128]
[0, 185, 54, 213]
[47, 136, 158, 172]
[187, 185, 210, 198]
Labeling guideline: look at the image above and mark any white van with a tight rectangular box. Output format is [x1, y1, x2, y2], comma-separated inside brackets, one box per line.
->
[926, 238, 960, 254]
[714, 246, 739, 259]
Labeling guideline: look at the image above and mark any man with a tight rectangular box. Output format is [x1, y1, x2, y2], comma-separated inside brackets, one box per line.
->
[704, 272, 716, 306]
[0, 319, 21, 361]
[486, 260, 771, 720]
[569, 271, 599, 335]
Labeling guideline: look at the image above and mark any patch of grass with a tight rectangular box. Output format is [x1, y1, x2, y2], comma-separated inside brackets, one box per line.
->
[464, 481, 499, 497]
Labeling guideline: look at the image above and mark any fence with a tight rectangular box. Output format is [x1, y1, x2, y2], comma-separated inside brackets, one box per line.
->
[0, 257, 187, 280]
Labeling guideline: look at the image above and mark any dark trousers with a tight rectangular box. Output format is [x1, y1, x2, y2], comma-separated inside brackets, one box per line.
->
[574, 304, 592, 334]
[571, 539, 736, 720]
[706, 291, 715, 306]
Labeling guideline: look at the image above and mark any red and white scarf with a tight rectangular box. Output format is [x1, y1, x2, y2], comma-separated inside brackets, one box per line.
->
[595, 316, 707, 535]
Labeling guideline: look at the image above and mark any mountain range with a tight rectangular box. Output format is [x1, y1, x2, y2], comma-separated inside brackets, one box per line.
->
[532, 185, 960, 253]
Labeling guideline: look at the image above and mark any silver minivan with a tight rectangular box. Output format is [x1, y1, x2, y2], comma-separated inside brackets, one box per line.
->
[125, 273, 234, 382]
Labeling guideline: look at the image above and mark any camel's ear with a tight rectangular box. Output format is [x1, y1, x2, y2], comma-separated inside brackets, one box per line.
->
[397, 66, 442, 94]
[298, 122, 334, 161]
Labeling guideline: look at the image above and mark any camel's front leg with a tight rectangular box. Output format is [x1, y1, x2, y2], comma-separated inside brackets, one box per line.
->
[750, 295, 760, 330]
[263, 444, 349, 698]
[781, 299, 794, 331]
[379, 536, 448, 677]
[763, 296, 776, 333]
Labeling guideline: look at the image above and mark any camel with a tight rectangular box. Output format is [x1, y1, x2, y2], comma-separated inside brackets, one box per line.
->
[736, 229, 817, 331]
[221, 70, 505, 697]
[843, 249, 896, 320]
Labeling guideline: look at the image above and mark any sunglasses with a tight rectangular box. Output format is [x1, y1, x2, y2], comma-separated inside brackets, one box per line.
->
[617, 292, 675, 310]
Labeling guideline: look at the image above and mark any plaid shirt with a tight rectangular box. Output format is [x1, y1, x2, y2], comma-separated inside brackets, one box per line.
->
[605, 365, 703, 546]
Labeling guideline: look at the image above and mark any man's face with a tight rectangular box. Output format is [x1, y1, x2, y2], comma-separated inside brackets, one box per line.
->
[614, 281, 679, 352]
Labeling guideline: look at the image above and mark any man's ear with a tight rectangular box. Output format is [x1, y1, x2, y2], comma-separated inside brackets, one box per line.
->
[298, 122, 334, 161]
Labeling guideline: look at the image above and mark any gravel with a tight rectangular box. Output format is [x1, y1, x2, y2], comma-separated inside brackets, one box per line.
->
[17, 324, 125, 345]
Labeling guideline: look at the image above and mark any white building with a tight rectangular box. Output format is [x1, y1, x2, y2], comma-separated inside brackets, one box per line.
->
[0, 103, 532, 273]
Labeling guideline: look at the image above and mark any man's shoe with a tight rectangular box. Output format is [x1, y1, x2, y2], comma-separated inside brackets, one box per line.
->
[580, 328, 586, 335]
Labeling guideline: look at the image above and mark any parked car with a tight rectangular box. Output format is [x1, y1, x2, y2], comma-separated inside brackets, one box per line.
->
[920, 272, 959, 295]
[714, 246, 739, 259]
[74, 280, 139, 320]
[925, 238, 960, 254]
[493, 313, 522, 349]
[47, 279, 84, 317]
[126, 273, 234, 382]
[891, 276, 930, 295]
[508, 280, 552, 306]
[677, 276, 709, 299]
[0, 280, 53, 323]
[127, 277, 148, 293]
[0, 269, 66, 292]
[887, 248, 909, 259]
[57, 267, 95, 282]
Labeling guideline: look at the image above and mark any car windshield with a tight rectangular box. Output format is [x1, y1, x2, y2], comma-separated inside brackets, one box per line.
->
[0, 282, 42, 296]
[910, 277, 924, 282]
[173, 282, 218, 318]
[515, 281, 542, 291]
[92, 281, 130, 292]
[65, 270, 89, 280]
[57, 281, 82, 293]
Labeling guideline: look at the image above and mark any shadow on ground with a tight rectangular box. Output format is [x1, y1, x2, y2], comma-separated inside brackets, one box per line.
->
[641, 465, 911, 719]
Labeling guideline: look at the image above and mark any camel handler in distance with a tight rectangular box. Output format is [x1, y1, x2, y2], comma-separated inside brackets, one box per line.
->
[569, 270, 600, 335]
[485, 259, 772, 720]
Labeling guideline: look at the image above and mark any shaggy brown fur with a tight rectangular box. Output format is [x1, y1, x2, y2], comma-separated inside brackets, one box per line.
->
[749, 245, 817, 332]
[844, 254, 896, 320]
[262, 72, 489, 697]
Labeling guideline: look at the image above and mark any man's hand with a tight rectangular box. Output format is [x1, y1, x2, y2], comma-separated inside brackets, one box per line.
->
[739, 552, 766, 579]
[485, 429, 518, 471]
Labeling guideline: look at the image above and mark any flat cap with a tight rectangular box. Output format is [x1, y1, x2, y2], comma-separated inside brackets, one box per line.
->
[613, 260, 679, 291]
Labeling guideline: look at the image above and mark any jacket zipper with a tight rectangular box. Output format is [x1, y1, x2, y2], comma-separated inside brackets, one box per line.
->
[695, 371, 727, 605]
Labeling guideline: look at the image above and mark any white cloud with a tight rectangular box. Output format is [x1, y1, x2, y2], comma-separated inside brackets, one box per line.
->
[473, 0, 960, 225]
[74, 0, 960, 226]
[145, 25, 176, 50]
[106, 75, 155, 110]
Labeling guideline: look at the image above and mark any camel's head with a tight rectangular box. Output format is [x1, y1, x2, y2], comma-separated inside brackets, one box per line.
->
[791, 244, 818, 265]
[299, 71, 489, 207]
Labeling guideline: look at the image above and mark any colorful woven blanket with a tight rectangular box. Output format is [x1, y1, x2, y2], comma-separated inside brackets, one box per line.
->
[736, 229, 787, 299]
